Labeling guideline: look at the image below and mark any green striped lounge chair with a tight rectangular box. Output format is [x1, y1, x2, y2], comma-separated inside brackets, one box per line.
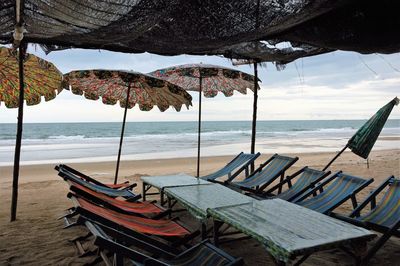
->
[294, 172, 373, 214]
[332, 176, 400, 263]
[82, 219, 243, 266]
[201, 152, 260, 181]
[222, 154, 298, 194]
[261, 166, 331, 202]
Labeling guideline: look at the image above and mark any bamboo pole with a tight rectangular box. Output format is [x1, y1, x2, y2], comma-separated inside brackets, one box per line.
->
[322, 144, 348, 171]
[250, 63, 258, 172]
[196, 74, 203, 178]
[114, 84, 131, 184]
[10, 44, 26, 222]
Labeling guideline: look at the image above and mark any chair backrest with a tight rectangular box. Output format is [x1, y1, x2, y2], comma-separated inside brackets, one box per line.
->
[57, 164, 108, 187]
[58, 168, 139, 199]
[296, 172, 373, 214]
[201, 152, 260, 181]
[232, 154, 298, 188]
[360, 177, 400, 228]
[278, 167, 328, 202]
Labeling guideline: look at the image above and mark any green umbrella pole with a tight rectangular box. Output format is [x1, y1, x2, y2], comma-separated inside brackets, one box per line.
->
[250, 62, 259, 172]
[11, 44, 26, 222]
[196, 75, 203, 179]
[114, 83, 131, 184]
[322, 144, 348, 171]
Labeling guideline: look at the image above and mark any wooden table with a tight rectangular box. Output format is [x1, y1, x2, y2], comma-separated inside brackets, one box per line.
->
[141, 174, 210, 203]
[208, 199, 376, 265]
[164, 183, 253, 238]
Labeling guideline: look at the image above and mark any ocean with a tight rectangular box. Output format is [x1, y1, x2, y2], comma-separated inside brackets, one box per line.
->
[0, 120, 399, 166]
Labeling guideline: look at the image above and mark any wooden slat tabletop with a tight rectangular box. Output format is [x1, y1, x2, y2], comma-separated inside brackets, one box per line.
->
[208, 199, 376, 262]
[141, 174, 210, 189]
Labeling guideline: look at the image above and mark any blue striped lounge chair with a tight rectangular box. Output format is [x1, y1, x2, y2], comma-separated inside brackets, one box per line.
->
[201, 152, 260, 181]
[261, 166, 331, 202]
[83, 219, 244, 266]
[222, 154, 298, 194]
[332, 176, 400, 263]
[294, 172, 373, 214]
[57, 165, 141, 201]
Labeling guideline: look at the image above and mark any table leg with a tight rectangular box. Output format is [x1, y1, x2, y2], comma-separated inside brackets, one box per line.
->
[201, 222, 207, 240]
[213, 220, 223, 247]
[142, 182, 146, 201]
[160, 190, 165, 206]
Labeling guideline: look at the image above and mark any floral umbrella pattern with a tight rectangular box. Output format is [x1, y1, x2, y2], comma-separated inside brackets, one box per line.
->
[0, 47, 63, 108]
[63, 70, 192, 111]
[149, 64, 259, 97]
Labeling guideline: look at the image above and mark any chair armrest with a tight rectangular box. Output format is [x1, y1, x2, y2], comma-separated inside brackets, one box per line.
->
[294, 171, 342, 202]
[350, 176, 394, 217]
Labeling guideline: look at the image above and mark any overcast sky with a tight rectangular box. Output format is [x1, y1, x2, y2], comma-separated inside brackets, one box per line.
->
[0, 46, 399, 123]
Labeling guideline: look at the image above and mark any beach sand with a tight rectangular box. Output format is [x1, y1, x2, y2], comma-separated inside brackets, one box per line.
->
[0, 149, 399, 265]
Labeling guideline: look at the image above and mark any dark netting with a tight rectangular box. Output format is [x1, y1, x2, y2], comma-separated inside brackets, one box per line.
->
[1, 0, 399, 60]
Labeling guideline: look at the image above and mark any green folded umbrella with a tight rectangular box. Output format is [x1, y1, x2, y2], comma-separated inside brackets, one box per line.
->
[323, 97, 399, 170]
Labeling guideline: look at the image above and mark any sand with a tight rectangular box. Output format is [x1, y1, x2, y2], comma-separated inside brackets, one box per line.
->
[0, 149, 399, 265]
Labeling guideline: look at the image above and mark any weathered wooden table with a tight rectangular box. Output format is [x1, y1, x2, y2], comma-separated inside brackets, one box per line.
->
[141, 174, 210, 203]
[164, 183, 253, 238]
[208, 199, 376, 265]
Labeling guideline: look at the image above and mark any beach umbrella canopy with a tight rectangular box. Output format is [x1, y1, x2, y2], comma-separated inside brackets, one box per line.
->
[348, 97, 399, 159]
[323, 97, 399, 170]
[63, 69, 193, 183]
[0, 46, 63, 107]
[150, 64, 257, 98]
[149, 64, 259, 177]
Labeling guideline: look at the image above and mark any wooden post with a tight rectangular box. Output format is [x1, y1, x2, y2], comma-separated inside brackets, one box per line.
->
[322, 144, 348, 171]
[10, 44, 26, 222]
[114, 83, 131, 184]
[250, 62, 258, 172]
[196, 74, 203, 178]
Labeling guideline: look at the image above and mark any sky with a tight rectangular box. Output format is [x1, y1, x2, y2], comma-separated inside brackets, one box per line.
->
[0, 46, 399, 123]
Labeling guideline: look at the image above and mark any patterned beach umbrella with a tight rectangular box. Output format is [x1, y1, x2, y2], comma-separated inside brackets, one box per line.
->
[63, 69, 192, 112]
[63, 69, 193, 183]
[323, 97, 399, 170]
[150, 64, 259, 177]
[0, 46, 63, 108]
[348, 97, 399, 159]
[149, 64, 258, 97]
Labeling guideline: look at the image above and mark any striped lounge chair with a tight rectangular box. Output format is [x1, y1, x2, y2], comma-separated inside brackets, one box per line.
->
[83, 220, 243, 266]
[262, 167, 331, 202]
[201, 152, 260, 181]
[333, 176, 400, 263]
[68, 182, 169, 218]
[57, 166, 141, 201]
[64, 195, 199, 246]
[294, 172, 373, 214]
[56, 164, 134, 189]
[222, 154, 298, 194]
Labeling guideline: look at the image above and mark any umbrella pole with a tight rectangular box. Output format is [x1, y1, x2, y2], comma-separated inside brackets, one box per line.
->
[250, 62, 259, 172]
[114, 84, 131, 184]
[322, 144, 348, 171]
[196, 75, 203, 179]
[10, 44, 26, 222]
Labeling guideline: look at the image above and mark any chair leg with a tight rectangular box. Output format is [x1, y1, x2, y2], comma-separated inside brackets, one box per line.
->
[362, 231, 396, 264]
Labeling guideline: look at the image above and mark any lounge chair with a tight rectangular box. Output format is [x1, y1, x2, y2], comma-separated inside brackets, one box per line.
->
[57, 166, 141, 201]
[83, 219, 243, 266]
[56, 164, 135, 189]
[260, 167, 331, 202]
[293, 172, 373, 214]
[69, 182, 169, 219]
[64, 194, 198, 246]
[201, 152, 260, 181]
[222, 154, 298, 194]
[332, 176, 399, 263]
